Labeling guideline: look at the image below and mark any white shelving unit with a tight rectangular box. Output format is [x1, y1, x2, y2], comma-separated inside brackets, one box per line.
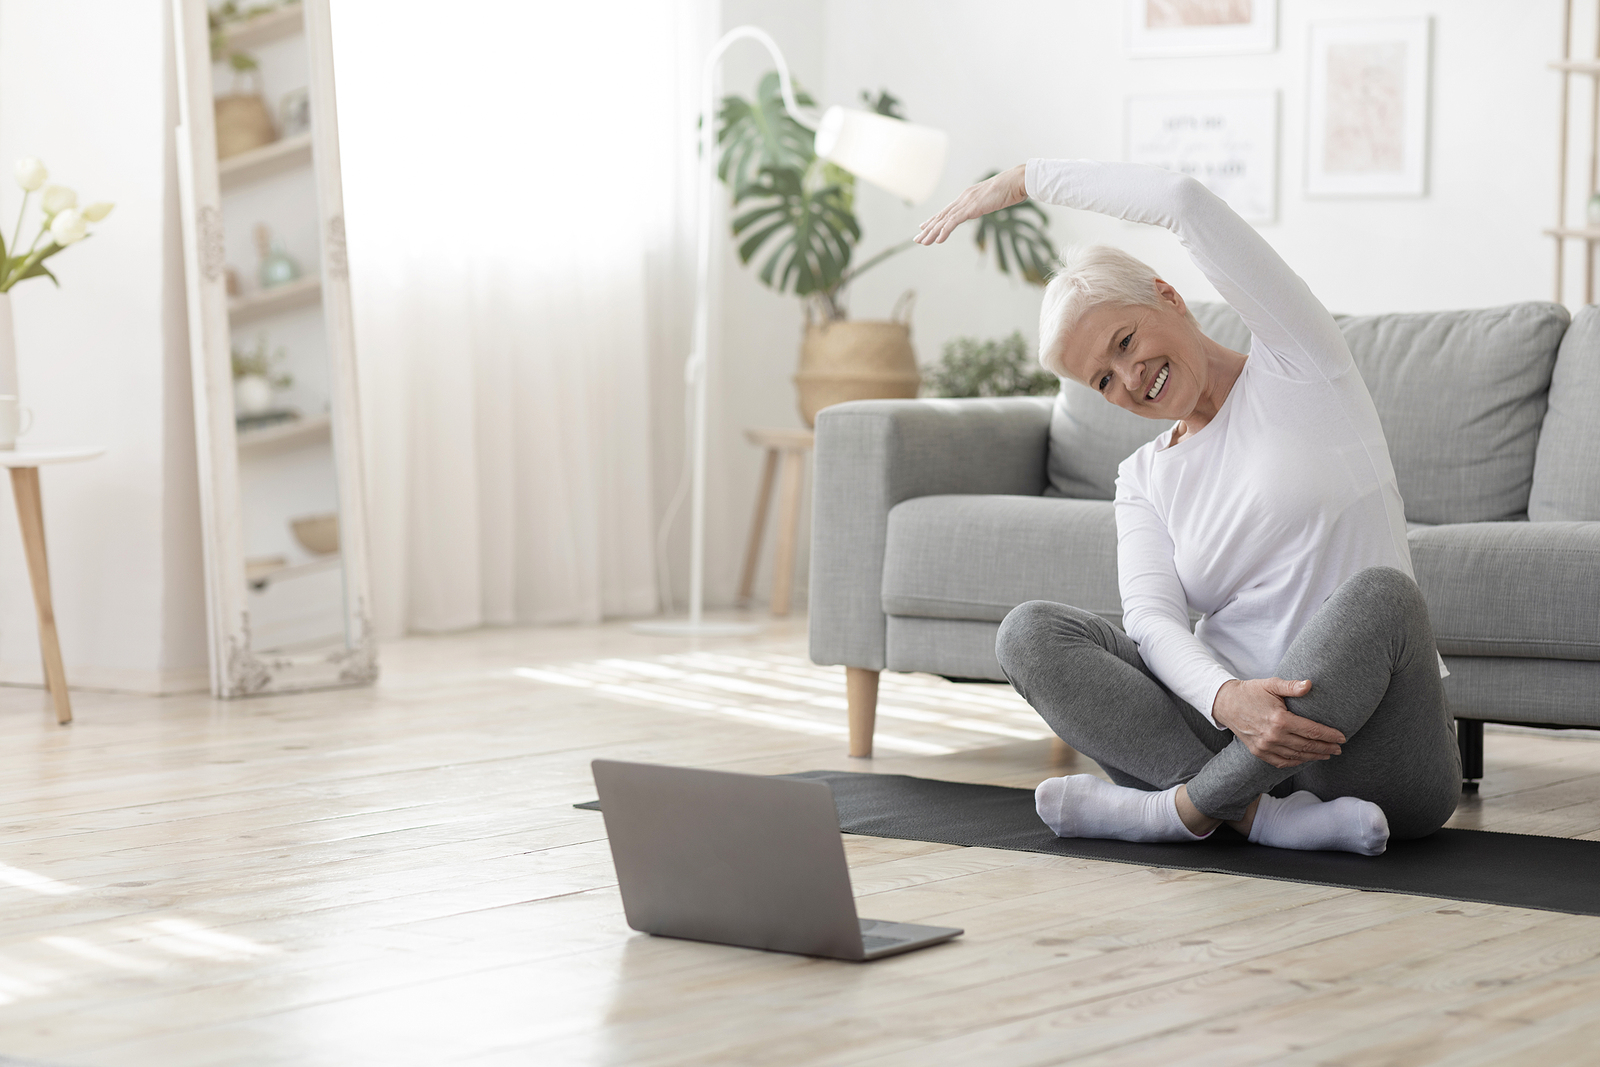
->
[221, 2, 303, 49]
[173, 0, 375, 696]
[229, 274, 322, 326]
[1548, 0, 1600, 303]
[236, 412, 331, 458]
[219, 132, 313, 192]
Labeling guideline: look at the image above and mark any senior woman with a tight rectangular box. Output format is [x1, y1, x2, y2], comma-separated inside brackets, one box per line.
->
[914, 160, 1459, 856]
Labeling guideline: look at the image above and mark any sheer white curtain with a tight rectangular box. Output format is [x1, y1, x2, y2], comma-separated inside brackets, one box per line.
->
[332, 1, 712, 634]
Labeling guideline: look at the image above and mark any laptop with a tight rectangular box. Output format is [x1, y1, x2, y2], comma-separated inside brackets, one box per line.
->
[591, 759, 963, 961]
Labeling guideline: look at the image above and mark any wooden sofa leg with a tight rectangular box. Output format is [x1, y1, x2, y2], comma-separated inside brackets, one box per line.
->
[1458, 718, 1483, 793]
[847, 667, 880, 758]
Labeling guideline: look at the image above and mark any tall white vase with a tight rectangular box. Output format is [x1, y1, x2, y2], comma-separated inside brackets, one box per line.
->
[0, 292, 18, 398]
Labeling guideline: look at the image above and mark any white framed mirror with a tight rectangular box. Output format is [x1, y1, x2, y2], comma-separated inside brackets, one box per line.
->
[171, 0, 376, 696]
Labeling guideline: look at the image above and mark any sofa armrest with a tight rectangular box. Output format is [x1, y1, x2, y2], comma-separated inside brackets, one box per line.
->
[808, 397, 1054, 670]
[1410, 520, 1600, 659]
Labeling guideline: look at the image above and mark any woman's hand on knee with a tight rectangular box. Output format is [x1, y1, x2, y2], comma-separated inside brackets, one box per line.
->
[1212, 678, 1345, 769]
[914, 165, 1027, 246]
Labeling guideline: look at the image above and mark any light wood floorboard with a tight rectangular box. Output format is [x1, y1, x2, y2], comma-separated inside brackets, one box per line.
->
[1, 615, 1599, 1065]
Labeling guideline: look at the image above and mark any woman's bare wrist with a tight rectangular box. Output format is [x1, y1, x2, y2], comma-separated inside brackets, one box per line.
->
[1009, 163, 1028, 203]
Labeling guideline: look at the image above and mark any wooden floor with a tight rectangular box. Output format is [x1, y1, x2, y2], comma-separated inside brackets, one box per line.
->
[4, 617, 1600, 1066]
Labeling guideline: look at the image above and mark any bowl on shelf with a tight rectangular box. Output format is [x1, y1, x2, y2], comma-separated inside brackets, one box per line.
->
[290, 513, 340, 555]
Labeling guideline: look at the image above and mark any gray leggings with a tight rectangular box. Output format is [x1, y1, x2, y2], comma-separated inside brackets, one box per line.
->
[995, 567, 1460, 838]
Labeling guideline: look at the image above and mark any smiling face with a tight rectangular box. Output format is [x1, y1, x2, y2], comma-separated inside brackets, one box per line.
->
[1050, 281, 1211, 423]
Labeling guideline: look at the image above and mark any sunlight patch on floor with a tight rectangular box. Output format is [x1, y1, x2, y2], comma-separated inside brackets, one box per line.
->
[513, 650, 1051, 754]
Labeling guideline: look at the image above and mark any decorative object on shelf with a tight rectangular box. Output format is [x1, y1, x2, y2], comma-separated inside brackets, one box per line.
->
[1588, 193, 1600, 227]
[279, 87, 311, 136]
[1126, 0, 1278, 57]
[922, 331, 1060, 399]
[1306, 17, 1432, 198]
[231, 333, 292, 417]
[0, 158, 113, 426]
[290, 512, 338, 555]
[224, 265, 240, 296]
[1126, 92, 1279, 224]
[213, 51, 278, 159]
[717, 75, 1053, 426]
[254, 223, 301, 288]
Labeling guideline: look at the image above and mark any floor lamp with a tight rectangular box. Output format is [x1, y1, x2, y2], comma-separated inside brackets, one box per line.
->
[635, 25, 949, 638]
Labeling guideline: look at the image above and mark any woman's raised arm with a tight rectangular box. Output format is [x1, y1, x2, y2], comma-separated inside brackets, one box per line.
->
[918, 160, 1349, 381]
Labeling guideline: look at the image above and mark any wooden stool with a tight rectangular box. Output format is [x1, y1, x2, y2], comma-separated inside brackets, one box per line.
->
[738, 428, 814, 617]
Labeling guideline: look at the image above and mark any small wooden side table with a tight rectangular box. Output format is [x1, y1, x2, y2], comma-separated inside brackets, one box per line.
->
[738, 428, 814, 617]
[0, 446, 105, 724]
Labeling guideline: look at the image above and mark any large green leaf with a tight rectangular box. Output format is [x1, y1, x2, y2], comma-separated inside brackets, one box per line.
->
[717, 71, 817, 200]
[730, 165, 859, 296]
[973, 175, 1057, 286]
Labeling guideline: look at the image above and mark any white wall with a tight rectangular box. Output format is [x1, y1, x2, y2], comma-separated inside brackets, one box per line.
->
[0, 0, 207, 693]
[690, 0, 1568, 610]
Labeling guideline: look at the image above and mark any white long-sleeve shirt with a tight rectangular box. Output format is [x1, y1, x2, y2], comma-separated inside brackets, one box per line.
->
[1026, 159, 1425, 726]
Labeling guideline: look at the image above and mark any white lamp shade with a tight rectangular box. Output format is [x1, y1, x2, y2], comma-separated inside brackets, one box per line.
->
[813, 106, 948, 204]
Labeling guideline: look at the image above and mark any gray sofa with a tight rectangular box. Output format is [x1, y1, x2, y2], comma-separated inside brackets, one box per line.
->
[809, 301, 1600, 786]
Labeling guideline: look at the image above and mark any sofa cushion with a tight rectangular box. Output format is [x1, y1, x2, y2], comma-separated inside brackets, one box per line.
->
[1045, 302, 1250, 499]
[881, 495, 1121, 623]
[1340, 303, 1567, 524]
[1530, 304, 1600, 520]
[1409, 521, 1600, 661]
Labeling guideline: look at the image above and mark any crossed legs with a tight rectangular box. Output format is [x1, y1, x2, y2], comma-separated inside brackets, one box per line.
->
[996, 567, 1460, 851]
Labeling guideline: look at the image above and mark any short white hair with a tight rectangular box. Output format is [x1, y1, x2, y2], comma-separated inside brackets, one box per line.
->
[1037, 245, 1181, 378]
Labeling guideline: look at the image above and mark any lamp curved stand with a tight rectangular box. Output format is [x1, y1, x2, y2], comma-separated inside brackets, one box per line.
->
[633, 26, 815, 638]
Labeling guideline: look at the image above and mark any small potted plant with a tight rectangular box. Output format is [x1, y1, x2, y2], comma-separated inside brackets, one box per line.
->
[231, 334, 293, 423]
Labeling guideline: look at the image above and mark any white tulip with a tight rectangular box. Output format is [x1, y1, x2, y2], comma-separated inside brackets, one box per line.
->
[49, 208, 87, 246]
[13, 158, 47, 192]
[40, 185, 76, 215]
[81, 201, 114, 222]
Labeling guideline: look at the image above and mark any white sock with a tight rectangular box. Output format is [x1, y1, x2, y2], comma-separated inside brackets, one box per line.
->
[1248, 790, 1389, 856]
[1034, 775, 1210, 843]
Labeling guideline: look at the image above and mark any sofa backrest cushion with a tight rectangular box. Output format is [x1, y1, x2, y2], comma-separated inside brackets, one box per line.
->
[1339, 302, 1567, 524]
[1047, 300, 1568, 524]
[1530, 304, 1600, 520]
[1045, 303, 1250, 500]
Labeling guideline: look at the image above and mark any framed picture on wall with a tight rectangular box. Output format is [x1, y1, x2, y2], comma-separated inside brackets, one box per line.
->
[1306, 17, 1432, 197]
[1125, 0, 1277, 57]
[1126, 92, 1279, 224]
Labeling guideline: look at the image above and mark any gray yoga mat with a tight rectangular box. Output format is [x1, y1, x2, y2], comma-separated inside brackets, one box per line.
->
[578, 770, 1600, 917]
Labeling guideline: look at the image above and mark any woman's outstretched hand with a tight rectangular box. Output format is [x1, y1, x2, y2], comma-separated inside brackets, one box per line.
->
[1212, 678, 1345, 769]
[914, 163, 1028, 246]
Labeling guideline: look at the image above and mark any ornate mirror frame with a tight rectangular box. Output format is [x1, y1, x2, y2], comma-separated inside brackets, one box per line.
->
[171, 0, 376, 696]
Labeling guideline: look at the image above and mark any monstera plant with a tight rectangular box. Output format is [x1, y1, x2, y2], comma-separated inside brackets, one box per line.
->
[716, 73, 1059, 426]
[717, 74, 1057, 320]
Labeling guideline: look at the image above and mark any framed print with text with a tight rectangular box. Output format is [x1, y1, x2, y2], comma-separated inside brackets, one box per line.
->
[1127, 91, 1279, 224]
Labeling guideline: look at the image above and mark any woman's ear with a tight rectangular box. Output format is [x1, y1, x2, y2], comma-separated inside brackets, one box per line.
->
[1152, 278, 1187, 315]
